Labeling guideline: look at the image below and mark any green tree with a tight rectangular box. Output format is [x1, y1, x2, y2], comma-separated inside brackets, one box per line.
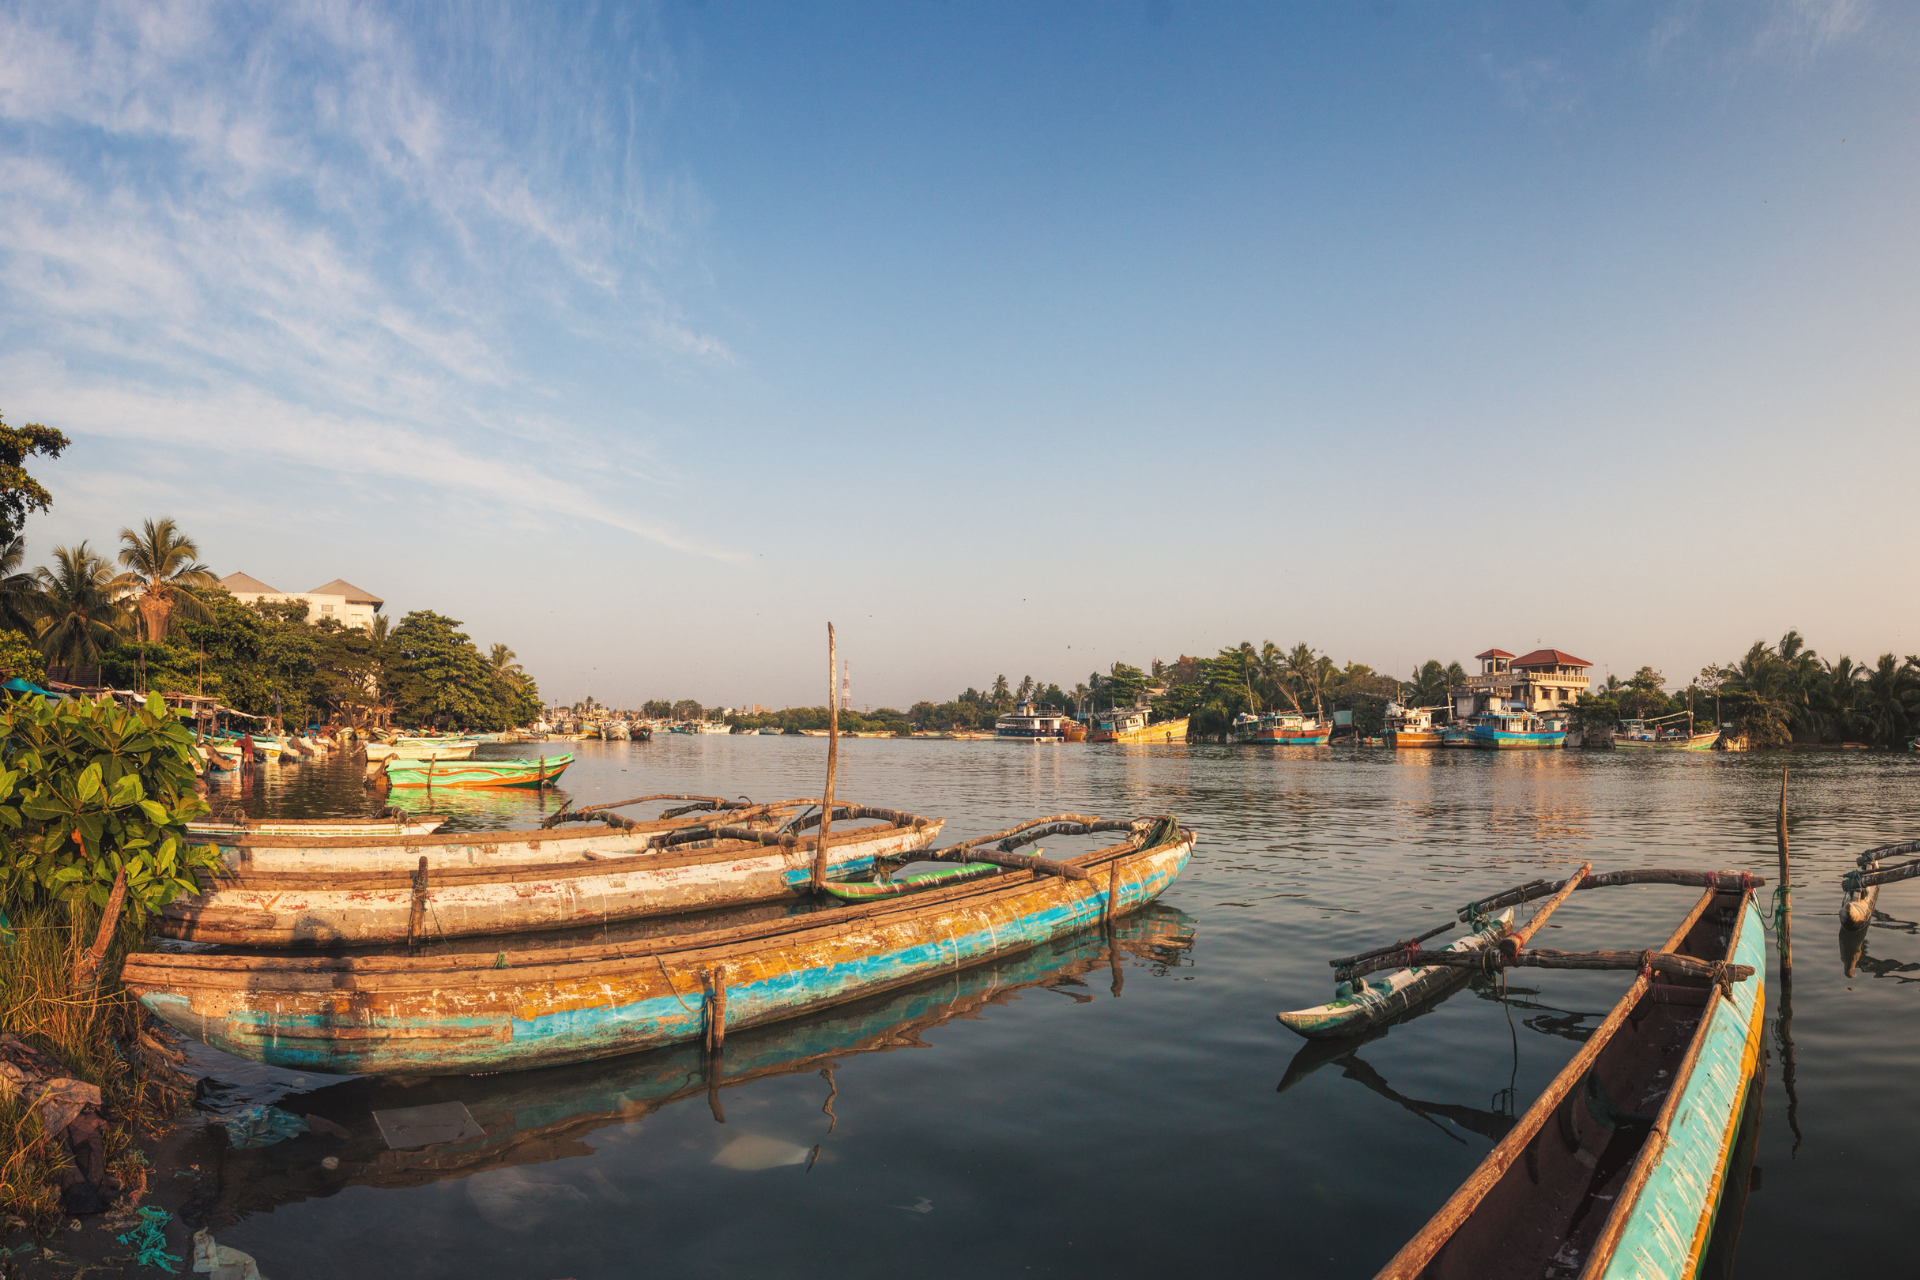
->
[0, 413, 71, 545]
[1618, 666, 1671, 720]
[33, 543, 131, 669]
[388, 611, 500, 729]
[989, 674, 1012, 711]
[1711, 641, 1794, 747]
[1858, 654, 1920, 749]
[114, 518, 217, 643]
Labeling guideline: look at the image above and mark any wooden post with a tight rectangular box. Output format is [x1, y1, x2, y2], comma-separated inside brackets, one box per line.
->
[707, 969, 728, 1051]
[1777, 765, 1791, 976]
[408, 856, 428, 945]
[811, 623, 838, 891]
[70, 866, 129, 993]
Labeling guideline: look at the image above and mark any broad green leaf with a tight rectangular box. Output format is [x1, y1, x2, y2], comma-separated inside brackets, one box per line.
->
[76, 762, 103, 803]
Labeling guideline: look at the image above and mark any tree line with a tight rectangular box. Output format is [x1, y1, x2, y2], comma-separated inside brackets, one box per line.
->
[1573, 630, 1920, 749]
[0, 517, 542, 731]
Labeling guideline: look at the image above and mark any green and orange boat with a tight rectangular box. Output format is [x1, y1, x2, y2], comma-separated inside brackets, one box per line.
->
[380, 752, 573, 789]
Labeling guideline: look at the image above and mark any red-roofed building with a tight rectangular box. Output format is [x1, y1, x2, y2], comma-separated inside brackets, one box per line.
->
[1458, 646, 1594, 717]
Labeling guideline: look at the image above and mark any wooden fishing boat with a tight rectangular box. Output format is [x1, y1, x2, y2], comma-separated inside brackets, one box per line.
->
[1384, 703, 1445, 749]
[157, 806, 945, 946]
[188, 815, 447, 839]
[1369, 873, 1766, 1280]
[123, 815, 1195, 1075]
[1277, 909, 1513, 1039]
[1613, 715, 1718, 751]
[193, 904, 1196, 1218]
[383, 754, 572, 789]
[205, 796, 803, 872]
[367, 740, 479, 762]
[1466, 707, 1568, 749]
[1840, 838, 1920, 927]
[1088, 707, 1190, 744]
[1227, 711, 1331, 745]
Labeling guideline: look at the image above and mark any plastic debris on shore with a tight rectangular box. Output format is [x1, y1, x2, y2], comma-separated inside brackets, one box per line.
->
[219, 1106, 309, 1150]
[193, 1228, 266, 1279]
[115, 1205, 182, 1273]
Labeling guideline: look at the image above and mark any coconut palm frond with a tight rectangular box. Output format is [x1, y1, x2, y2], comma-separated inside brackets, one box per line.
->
[34, 541, 134, 667]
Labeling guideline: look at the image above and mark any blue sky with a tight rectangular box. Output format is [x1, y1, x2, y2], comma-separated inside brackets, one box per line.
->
[2, 1, 1914, 708]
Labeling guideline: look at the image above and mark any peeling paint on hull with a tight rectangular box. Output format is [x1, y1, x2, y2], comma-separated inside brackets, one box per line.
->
[158, 820, 945, 946]
[125, 832, 1195, 1076]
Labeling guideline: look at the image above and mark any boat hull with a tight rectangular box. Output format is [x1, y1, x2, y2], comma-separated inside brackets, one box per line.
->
[384, 755, 572, 789]
[1468, 729, 1566, 750]
[125, 830, 1194, 1075]
[1385, 730, 1441, 749]
[1089, 717, 1190, 744]
[158, 819, 946, 946]
[1612, 733, 1719, 752]
[187, 818, 446, 839]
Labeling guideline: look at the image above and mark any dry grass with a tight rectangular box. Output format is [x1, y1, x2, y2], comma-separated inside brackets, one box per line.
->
[0, 900, 187, 1234]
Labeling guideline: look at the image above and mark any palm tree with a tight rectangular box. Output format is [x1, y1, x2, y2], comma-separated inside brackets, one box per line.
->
[1714, 640, 1794, 746]
[0, 536, 42, 634]
[1280, 643, 1319, 713]
[1859, 654, 1920, 749]
[34, 542, 132, 669]
[488, 643, 521, 678]
[114, 518, 216, 643]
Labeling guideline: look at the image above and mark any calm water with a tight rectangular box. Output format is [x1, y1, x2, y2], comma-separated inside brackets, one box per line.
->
[184, 739, 1920, 1278]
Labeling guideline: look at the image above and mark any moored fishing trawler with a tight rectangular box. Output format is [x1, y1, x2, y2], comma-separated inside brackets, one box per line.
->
[1088, 705, 1190, 744]
[1613, 711, 1718, 751]
[994, 700, 1073, 742]
[1227, 710, 1330, 745]
[1465, 705, 1567, 749]
[1383, 702, 1445, 748]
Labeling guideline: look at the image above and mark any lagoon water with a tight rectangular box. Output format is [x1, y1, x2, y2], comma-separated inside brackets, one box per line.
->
[189, 738, 1920, 1278]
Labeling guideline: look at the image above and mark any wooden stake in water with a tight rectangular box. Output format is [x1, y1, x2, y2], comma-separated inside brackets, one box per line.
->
[811, 623, 838, 892]
[1777, 764, 1792, 976]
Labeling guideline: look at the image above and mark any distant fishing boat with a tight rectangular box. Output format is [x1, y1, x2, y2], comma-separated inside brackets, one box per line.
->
[994, 700, 1073, 742]
[1226, 711, 1330, 745]
[159, 805, 945, 946]
[1383, 702, 1445, 749]
[123, 815, 1196, 1075]
[1465, 707, 1567, 750]
[367, 740, 479, 762]
[383, 753, 572, 789]
[1088, 706, 1190, 745]
[1439, 724, 1474, 748]
[1613, 713, 1718, 751]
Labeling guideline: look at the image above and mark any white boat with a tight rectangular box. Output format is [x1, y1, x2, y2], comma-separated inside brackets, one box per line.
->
[994, 700, 1072, 742]
[366, 740, 479, 761]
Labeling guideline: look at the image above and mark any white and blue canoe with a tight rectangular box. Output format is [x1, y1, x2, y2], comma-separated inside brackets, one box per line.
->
[1277, 910, 1513, 1040]
[1370, 881, 1766, 1280]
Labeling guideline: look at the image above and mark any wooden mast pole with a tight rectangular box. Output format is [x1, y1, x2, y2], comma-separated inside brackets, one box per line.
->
[811, 623, 838, 891]
[1777, 764, 1791, 976]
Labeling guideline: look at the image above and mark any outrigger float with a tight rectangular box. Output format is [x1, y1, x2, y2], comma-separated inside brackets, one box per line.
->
[123, 814, 1194, 1075]
[1317, 864, 1768, 1280]
[1839, 838, 1920, 928]
[158, 799, 945, 946]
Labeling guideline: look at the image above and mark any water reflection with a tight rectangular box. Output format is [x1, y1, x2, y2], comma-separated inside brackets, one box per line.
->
[191, 905, 1196, 1232]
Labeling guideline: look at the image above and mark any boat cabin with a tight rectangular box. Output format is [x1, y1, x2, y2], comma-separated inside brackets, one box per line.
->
[995, 701, 1071, 741]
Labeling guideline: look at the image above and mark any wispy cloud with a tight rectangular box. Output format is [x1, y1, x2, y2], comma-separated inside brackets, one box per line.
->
[1754, 0, 1870, 61]
[0, 0, 734, 558]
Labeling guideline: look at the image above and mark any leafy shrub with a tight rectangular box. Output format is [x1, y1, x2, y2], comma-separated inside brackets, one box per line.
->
[0, 692, 218, 914]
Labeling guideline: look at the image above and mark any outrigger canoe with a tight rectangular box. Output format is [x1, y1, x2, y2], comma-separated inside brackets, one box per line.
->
[1367, 870, 1766, 1280]
[205, 796, 799, 873]
[383, 754, 570, 789]
[157, 805, 945, 946]
[123, 815, 1194, 1075]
